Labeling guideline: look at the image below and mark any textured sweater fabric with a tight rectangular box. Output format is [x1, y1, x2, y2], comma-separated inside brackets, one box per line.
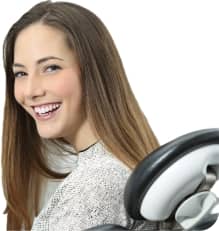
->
[30, 140, 180, 231]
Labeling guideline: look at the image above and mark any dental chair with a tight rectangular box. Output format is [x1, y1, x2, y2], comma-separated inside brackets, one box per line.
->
[86, 128, 219, 230]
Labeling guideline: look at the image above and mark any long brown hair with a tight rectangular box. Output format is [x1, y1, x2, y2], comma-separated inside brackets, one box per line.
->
[2, 1, 159, 230]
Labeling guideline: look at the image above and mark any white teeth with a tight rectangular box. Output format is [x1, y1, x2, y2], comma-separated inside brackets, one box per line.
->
[34, 103, 61, 114]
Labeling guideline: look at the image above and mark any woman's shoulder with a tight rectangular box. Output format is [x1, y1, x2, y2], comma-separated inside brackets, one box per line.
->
[58, 140, 133, 196]
[79, 140, 132, 178]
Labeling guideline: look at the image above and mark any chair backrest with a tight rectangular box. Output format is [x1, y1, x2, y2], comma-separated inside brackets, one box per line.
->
[124, 128, 219, 230]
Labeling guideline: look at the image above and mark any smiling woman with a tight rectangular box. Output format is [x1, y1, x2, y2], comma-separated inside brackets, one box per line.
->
[2, 1, 160, 230]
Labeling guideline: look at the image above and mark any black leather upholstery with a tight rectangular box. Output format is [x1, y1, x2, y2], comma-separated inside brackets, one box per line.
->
[85, 224, 129, 230]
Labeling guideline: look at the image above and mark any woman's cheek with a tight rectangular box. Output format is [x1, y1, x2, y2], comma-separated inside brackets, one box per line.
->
[14, 82, 23, 105]
[51, 70, 82, 98]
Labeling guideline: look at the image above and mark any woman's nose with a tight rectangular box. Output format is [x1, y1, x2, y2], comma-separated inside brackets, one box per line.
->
[24, 75, 45, 100]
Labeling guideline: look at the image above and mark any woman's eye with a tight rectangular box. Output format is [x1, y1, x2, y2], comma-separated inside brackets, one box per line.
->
[45, 65, 61, 72]
[14, 71, 26, 78]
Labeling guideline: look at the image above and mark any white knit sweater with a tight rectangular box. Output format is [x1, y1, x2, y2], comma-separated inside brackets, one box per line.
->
[30, 140, 178, 231]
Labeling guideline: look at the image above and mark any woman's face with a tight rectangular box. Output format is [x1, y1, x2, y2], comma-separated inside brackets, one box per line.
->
[13, 23, 86, 141]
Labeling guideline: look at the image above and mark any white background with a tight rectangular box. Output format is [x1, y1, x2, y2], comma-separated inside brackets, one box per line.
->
[0, 0, 219, 230]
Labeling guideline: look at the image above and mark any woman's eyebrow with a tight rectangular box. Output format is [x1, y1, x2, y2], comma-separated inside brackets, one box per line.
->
[12, 56, 64, 68]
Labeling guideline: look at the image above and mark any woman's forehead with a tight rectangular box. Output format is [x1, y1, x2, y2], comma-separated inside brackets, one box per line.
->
[14, 24, 73, 65]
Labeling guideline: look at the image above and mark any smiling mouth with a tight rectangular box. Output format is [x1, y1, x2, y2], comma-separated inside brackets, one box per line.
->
[33, 104, 62, 120]
[38, 108, 58, 116]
